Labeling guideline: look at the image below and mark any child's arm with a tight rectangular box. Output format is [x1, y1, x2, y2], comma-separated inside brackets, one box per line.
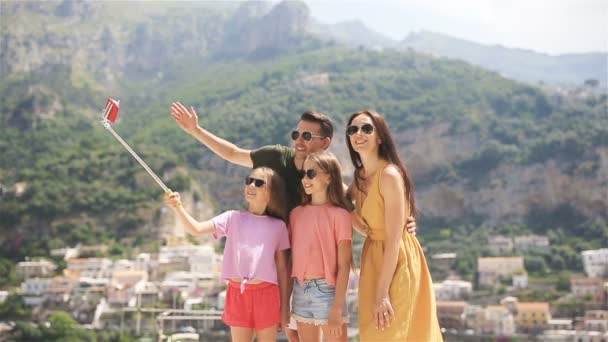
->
[164, 192, 215, 236]
[275, 249, 290, 330]
[329, 239, 352, 337]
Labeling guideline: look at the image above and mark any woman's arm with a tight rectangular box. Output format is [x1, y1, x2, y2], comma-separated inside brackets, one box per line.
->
[164, 192, 215, 236]
[275, 249, 291, 330]
[374, 166, 407, 329]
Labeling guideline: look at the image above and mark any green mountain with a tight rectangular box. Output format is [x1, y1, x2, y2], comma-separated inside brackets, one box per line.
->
[0, 1, 606, 283]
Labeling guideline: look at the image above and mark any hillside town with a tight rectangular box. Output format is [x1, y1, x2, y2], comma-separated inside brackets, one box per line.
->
[2, 232, 607, 341]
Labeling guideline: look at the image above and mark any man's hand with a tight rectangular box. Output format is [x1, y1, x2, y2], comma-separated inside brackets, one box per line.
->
[406, 215, 417, 235]
[171, 102, 199, 134]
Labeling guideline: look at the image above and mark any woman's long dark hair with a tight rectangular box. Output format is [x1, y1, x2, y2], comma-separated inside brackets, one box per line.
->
[302, 151, 354, 212]
[345, 110, 417, 218]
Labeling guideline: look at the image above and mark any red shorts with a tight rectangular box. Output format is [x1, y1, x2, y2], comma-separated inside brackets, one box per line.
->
[223, 280, 280, 330]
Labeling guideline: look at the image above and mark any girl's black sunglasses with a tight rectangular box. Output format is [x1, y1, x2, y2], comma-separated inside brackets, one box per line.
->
[245, 177, 266, 187]
[346, 123, 374, 136]
[299, 168, 318, 180]
[291, 130, 324, 142]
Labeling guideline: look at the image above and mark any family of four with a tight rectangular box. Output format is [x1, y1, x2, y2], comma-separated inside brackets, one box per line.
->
[163, 102, 442, 342]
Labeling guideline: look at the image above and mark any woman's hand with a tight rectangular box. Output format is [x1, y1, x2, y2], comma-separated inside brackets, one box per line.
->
[164, 192, 182, 208]
[328, 305, 343, 337]
[373, 295, 395, 331]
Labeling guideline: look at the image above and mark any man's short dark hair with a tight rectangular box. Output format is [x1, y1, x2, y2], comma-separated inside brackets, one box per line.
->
[300, 111, 334, 139]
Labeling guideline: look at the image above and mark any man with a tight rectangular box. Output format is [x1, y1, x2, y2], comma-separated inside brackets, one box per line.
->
[170, 102, 417, 339]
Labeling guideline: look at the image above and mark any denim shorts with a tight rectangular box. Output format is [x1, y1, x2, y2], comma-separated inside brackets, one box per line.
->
[291, 278, 348, 325]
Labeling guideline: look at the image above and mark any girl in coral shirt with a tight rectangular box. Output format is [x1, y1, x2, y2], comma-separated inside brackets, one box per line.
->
[164, 167, 291, 342]
[289, 151, 353, 342]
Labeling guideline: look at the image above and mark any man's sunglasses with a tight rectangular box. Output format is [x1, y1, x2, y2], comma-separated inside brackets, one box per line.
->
[299, 168, 318, 180]
[291, 130, 324, 142]
[245, 177, 266, 187]
[346, 123, 374, 136]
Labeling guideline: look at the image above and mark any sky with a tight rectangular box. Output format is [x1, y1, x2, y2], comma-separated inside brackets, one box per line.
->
[302, 0, 608, 55]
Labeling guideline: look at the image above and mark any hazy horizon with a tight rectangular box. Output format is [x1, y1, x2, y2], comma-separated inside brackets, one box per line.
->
[301, 0, 608, 55]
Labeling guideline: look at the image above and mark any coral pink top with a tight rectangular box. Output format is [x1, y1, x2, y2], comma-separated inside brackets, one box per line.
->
[290, 204, 352, 286]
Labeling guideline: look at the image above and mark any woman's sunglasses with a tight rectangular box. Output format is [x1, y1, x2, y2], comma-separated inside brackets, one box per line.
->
[291, 130, 324, 142]
[299, 168, 318, 180]
[245, 177, 266, 187]
[346, 123, 374, 136]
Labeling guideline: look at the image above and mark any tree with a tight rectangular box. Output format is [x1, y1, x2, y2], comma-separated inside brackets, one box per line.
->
[0, 293, 30, 320]
[556, 271, 571, 292]
[42, 312, 94, 342]
[0, 258, 17, 287]
[525, 255, 548, 275]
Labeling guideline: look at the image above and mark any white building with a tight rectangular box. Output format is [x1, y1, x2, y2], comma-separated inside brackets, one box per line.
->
[513, 272, 529, 289]
[159, 244, 219, 278]
[107, 270, 147, 307]
[514, 235, 549, 251]
[431, 253, 457, 268]
[112, 259, 134, 272]
[16, 259, 56, 279]
[434, 280, 473, 300]
[585, 311, 608, 332]
[20, 277, 52, 306]
[571, 277, 605, 304]
[160, 244, 215, 264]
[134, 253, 152, 272]
[541, 330, 577, 342]
[478, 257, 525, 287]
[483, 305, 516, 336]
[188, 248, 220, 277]
[45, 275, 79, 304]
[50, 246, 79, 260]
[582, 248, 608, 278]
[572, 330, 608, 342]
[66, 258, 112, 278]
[547, 319, 573, 330]
[488, 235, 513, 253]
[217, 290, 226, 310]
[21, 277, 52, 296]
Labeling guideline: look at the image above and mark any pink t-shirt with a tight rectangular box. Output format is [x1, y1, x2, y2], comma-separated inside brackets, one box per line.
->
[290, 204, 352, 286]
[212, 210, 290, 284]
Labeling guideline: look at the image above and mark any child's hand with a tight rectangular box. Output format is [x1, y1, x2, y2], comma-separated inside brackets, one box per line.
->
[328, 306, 343, 337]
[164, 192, 182, 208]
[280, 307, 290, 332]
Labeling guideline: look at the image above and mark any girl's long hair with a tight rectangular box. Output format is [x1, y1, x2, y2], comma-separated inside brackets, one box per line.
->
[253, 167, 289, 223]
[345, 110, 417, 218]
[302, 151, 354, 212]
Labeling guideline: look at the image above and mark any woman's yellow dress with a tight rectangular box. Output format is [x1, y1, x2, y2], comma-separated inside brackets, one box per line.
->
[356, 161, 442, 342]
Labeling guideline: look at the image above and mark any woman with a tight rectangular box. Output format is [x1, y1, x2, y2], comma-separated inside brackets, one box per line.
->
[345, 110, 442, 341]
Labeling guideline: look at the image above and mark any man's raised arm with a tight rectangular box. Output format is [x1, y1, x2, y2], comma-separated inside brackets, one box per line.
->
[171, 102, 253, 168]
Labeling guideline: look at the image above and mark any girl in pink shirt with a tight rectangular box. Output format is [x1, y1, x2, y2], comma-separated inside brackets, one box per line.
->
[290, 151, 354, 342]
[164, 167, 290, 342]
